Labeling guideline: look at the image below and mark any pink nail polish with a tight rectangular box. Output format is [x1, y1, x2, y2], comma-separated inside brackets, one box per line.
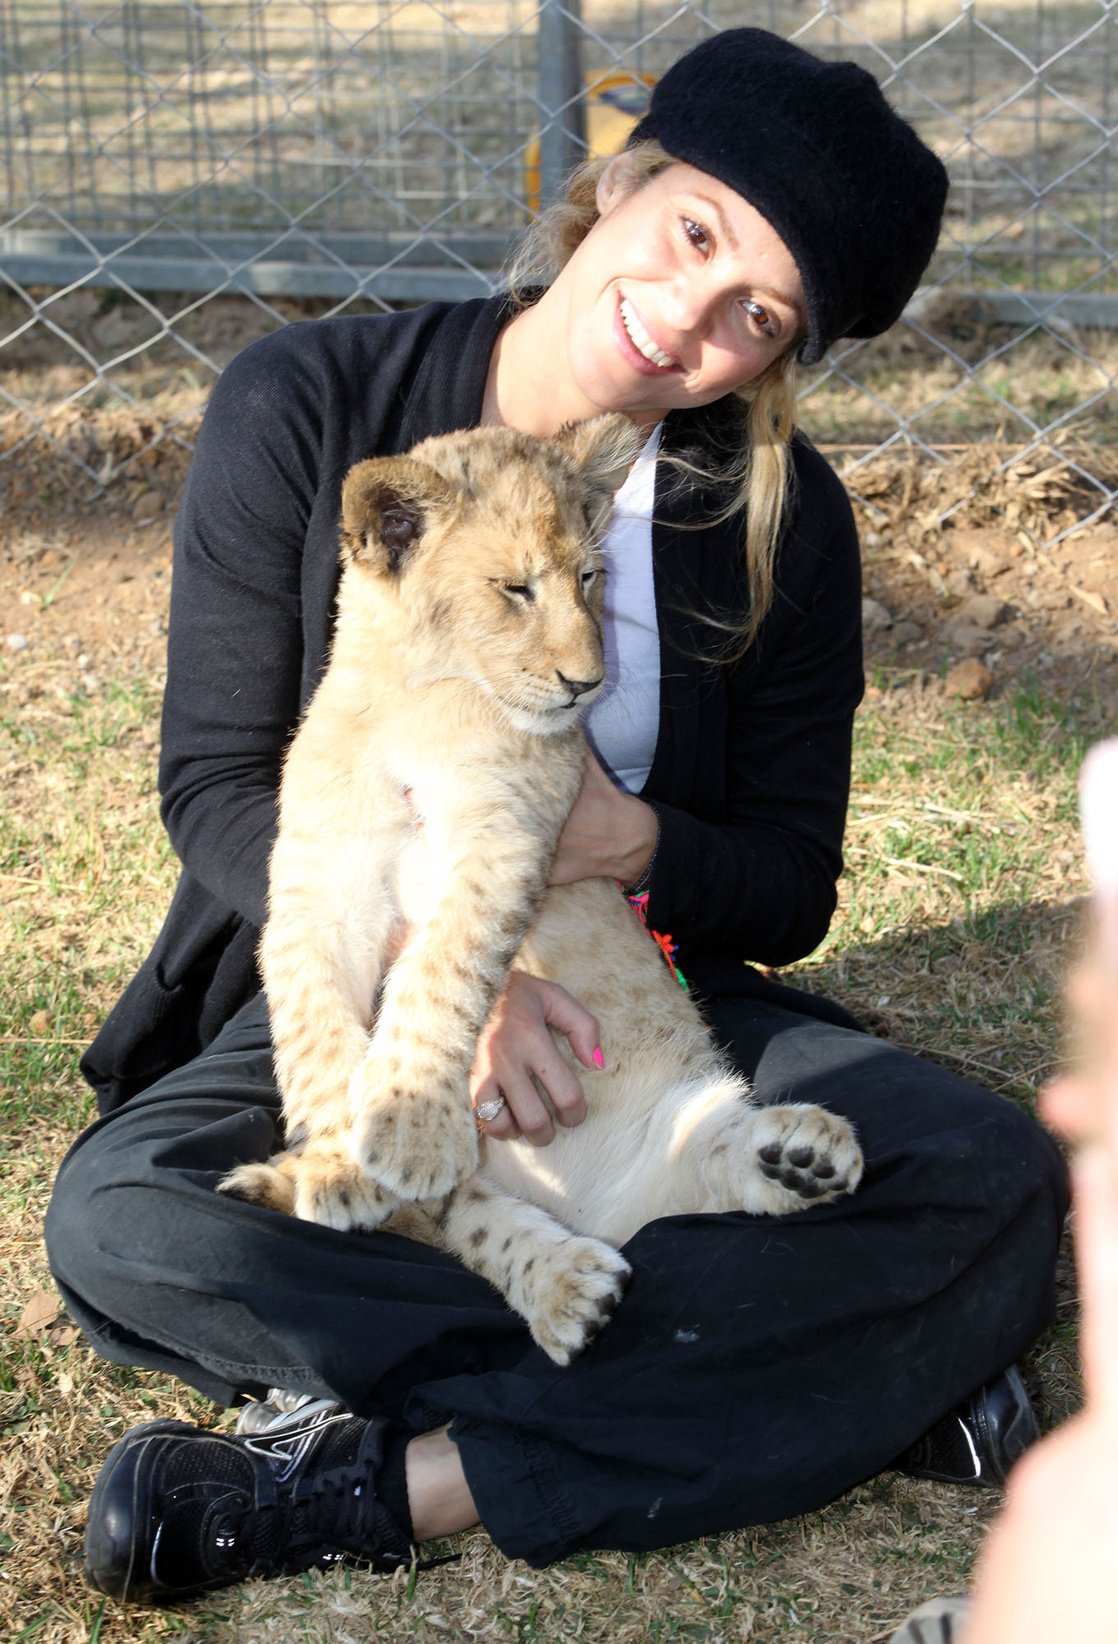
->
[593, 1046, 604, 1070]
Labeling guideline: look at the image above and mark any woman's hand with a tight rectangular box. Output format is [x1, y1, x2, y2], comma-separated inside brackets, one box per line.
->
[549, 749, 659, 887]
[470, 970, 602, 1146]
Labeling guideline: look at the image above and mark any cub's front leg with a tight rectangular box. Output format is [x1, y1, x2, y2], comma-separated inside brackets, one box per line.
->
[349, 758, 581, 1202]
[219, 1141, 401, 1232]
[219, 837, 399, 1231]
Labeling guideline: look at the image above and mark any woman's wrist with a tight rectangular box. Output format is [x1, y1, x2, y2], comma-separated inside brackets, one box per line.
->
[616, 797, 660, 891]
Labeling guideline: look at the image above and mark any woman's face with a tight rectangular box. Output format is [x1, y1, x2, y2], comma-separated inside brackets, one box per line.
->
[557, 159, 805, 423]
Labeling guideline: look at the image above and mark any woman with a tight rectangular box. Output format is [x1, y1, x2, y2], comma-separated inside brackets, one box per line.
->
[46, 29, 1068, 1603]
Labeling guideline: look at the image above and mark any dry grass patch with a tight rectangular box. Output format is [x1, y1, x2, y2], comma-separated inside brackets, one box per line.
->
[801, 317, 1118, 452]
[1, 648, 1104, 1643]
[5, 289, 1118, 514]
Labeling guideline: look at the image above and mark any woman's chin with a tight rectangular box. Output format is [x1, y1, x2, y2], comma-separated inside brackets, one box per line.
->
[568, 364, 677, 421]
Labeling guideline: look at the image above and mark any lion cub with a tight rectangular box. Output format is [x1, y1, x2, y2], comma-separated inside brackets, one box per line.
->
[220, 415, 863, 1363]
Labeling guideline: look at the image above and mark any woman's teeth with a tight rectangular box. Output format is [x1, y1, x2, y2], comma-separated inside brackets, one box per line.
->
[620, 297, 676, 369]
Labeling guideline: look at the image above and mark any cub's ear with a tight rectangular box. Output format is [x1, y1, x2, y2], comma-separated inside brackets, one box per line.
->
[339, 456, 453, 575]
[553, 412, 644, 498]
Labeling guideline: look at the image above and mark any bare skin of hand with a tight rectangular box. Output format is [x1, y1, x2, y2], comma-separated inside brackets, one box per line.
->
[1040, 959, 1118, 1155]
[469, 970, 602, 1146]
[964, 911, 1118, 1644]
[549, 749, 658, 888]
[964, 1148, 1118, 1644]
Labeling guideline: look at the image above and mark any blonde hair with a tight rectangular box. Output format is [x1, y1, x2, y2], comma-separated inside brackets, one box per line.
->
[508, 140, 799, 658]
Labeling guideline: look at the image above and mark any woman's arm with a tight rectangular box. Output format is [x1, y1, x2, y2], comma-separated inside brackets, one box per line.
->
[548, 751, 660, 888]
[553, 441, 862, 969]
[158, 331, 327, 928]
[651, 542, 861, 965]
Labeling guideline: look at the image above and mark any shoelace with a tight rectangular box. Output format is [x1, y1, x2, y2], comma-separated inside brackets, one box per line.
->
[243, 1424, 461, 1577]
[290, 1462, 393, 1556]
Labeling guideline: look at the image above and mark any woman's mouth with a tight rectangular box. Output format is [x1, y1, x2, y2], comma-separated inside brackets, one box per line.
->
[618, 297, 678, 371]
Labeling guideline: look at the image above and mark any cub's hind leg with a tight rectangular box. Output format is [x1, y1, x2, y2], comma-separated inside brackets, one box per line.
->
[440, 1176, 631, 1365]
[219, 1138, 401, 1232]
[679, 1078, 864, 1217]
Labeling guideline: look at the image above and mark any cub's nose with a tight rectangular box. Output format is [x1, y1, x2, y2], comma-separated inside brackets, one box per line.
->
[556, 670, 604, 704]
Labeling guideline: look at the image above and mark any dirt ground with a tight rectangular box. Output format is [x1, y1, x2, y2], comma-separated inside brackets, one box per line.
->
[2, 422, 1116, 712]
[1, 436, 182, 704]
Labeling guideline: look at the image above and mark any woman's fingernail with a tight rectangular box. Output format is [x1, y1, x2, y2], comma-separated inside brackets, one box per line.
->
[593, 1046, 605, 1069]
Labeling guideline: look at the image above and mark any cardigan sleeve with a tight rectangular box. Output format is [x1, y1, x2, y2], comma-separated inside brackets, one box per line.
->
[644, 445, 864, 969]
[157, 328, 325, 929]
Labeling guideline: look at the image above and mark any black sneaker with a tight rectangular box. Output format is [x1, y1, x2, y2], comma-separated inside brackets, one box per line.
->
[83, 1403, 413, 1604]
[894, 1365, 1040, 1487]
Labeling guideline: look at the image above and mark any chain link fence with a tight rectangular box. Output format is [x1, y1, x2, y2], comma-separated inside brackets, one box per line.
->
[1, 0, 1116, 542]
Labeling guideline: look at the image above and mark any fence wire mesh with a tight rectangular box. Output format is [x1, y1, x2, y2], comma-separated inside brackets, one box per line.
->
[1, 1, 1116, 550]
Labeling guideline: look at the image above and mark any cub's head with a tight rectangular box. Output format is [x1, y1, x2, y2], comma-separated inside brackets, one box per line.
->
[338, 414, 642, 735]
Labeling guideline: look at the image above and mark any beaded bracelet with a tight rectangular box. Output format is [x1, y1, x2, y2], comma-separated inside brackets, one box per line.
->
[622, 887, 689, 993]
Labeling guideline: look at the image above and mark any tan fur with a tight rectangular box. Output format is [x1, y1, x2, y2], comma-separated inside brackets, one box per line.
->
[219, 416, 863, 1364]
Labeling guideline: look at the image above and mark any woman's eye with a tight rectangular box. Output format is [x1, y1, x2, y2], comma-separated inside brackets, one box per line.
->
[743, 299, 778, 340]
[682, 217, 710, 253]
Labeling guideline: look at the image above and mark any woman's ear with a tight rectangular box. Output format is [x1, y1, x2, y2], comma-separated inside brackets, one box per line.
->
[595, 152, 640, 218]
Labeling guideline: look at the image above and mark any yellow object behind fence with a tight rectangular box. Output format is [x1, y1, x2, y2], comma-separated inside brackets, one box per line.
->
[525, 71, 657, 214]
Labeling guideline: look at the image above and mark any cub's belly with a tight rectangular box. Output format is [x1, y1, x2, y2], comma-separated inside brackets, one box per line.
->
[477, 1057, 733, 1247]
[479, 1117, 657, 1244]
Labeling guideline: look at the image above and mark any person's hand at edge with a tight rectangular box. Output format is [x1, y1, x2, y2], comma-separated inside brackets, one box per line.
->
[961, 742, 1118, 1644]
[961, 1139, 1118, 1644]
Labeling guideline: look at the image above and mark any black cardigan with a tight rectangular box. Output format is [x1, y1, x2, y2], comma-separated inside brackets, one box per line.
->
[81, 296, 865, 1115]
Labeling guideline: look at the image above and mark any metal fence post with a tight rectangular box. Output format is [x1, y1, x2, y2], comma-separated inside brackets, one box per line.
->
[537, 0, 586, 207]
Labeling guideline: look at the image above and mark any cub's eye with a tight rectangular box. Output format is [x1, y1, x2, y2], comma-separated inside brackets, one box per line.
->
[580, 569, 599, 588]
[500, 581, 534, 602]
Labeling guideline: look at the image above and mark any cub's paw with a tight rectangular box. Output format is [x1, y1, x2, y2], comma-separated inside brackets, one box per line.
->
[515, 1238, 632, 1366]
[218, 1160, 296, 1215]
[742, 1103, 863, 1214]
[349, 1070, 478, 1200]
[219, 1149, 399, 1232]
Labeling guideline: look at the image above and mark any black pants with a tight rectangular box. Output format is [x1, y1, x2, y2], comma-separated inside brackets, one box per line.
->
[45, 992, 1068, 1567]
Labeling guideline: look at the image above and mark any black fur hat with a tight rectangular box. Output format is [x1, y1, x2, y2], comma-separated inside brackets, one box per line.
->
[628, 28, 949, 364]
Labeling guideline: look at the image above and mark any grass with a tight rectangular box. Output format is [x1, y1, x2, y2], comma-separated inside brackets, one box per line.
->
[796, 672, 1094, 1108]
[1, 645, 1106, 1642]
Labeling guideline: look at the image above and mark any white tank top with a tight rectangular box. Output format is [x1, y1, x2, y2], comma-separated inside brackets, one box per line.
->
[582, 422, 662, 795]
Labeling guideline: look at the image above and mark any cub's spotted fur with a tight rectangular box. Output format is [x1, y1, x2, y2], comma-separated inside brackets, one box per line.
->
[219, 415, 863, 1364]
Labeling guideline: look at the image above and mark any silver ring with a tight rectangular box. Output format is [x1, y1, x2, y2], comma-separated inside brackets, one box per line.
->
[475, 1096, 507, 1124]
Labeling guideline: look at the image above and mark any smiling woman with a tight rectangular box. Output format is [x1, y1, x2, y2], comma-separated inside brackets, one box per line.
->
[46, 26, 1069, 1610]
[493, 161, 805, 430]
[496, 148, 810, 660]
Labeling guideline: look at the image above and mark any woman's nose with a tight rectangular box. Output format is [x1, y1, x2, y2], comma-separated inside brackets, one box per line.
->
[660, 277, 717, 339]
